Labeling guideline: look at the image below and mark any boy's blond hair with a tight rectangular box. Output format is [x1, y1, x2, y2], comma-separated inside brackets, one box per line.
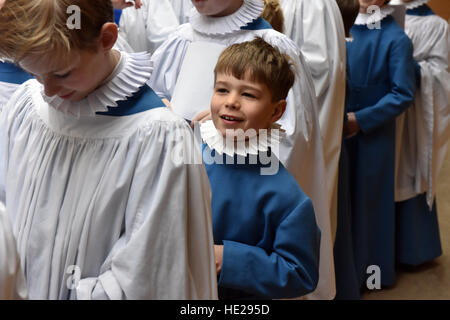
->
[0, 0, 114, 62]
[214, 37, 295, 102]
[261, 0, 284, 33]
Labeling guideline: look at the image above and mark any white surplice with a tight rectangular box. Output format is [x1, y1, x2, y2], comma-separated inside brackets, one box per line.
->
[0, 82, 20, 112]
[168, 0, 194, 24]
[118, 0, 180, 53]
[149, 0, 334, 301]
[0, 51, 217, 300]
[395, 1, 450, 207]
[0, 201, 27, 299]
[280, 0, 346, 299]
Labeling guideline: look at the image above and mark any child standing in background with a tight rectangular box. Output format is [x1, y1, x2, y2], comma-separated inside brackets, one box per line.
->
[394, 0, 449, 268]
[199, 38, 320, 299]
[0, 0, 217, 300]
[343, 0, 416, 295]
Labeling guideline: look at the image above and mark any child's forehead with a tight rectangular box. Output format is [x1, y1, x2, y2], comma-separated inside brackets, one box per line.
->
[19, 51, 80, 74]
[216, 70, 266, 87]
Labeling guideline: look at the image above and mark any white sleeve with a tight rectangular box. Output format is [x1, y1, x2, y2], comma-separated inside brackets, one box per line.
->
[76, 117, 217, 299]
[148, 30, 192, 100]
[0, 202, 28, 300]
[119, 0, 179, 54]
[397, 17, 450, 206]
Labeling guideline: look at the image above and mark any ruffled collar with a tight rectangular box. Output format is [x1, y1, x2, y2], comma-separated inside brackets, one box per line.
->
[200, 120, 285, 157]
[189, 0, 264, 36]
[354, 5, 395, 25]
[404, 0, 429, 10]
[41, 51, 153, 117]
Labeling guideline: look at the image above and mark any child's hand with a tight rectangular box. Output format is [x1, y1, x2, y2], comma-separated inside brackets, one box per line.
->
[112, 0, 142, 10]
[190, 109, 212, 129]
[162, 99, 171, 108]
[344, 112, 360, 138]
[0, 0, 5, 10]
[214, 245, 223, 275]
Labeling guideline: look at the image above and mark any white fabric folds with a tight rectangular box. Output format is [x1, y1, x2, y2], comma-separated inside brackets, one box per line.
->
[189, 0, 264, 36]
[200, 120, 286, 157]
[395, 12, 450, 208]
[280, 0, 347, 300]
[0, 201, 27, 299]
[0, 75, 218, 299]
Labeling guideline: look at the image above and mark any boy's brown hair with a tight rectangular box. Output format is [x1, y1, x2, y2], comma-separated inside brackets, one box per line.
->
[261, 0, 284, 33]
[214, 37, 295, 102]
[0, 0, 114, 62]
[335, 0, 360, 37]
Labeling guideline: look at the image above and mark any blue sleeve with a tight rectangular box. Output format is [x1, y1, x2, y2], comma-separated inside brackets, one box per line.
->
[218, 197, 321, 299]
[355, 35, 416, 133]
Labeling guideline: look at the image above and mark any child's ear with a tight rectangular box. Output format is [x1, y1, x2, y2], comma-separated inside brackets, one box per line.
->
[271, 100, 287, 123]
[99, 22, 118, 52]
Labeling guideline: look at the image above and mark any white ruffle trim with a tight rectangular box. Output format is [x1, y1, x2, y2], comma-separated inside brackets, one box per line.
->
[42, 51, 153, 117]
[189, 0, 264, 36]
[405, 0, 429, 10]
[354, 6, 395, 25]
[200, 120, 285, 157]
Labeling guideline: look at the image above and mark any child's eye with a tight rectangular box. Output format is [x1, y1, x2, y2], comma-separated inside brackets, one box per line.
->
[242, 92, 256, 99]
[54, 72, 71, 79]
[215, 88, 228, 94]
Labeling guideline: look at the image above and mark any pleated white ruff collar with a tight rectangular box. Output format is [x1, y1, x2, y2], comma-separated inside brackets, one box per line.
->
[189, 0, 264, 36]
[404, 0, 429, 10]
[200, 120, 285, 157]
[41, 51, 152, 117]
[354, 5, 395, 25]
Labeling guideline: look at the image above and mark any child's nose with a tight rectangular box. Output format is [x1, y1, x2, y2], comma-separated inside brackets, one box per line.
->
[225, 93, 240, 109]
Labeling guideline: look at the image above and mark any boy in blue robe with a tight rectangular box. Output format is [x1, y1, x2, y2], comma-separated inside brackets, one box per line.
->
[197, 38, 321, 300]
[343, 0, 416, 293]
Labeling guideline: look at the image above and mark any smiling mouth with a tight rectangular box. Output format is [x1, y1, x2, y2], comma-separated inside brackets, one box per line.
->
[220, 115, 244, 122]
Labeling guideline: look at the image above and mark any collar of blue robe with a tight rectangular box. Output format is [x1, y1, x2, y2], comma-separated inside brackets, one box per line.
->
[406, 4, 435, 16]
[240, 17, 272, 31]
[0, 62, 33, 85]
[96, 85, 165, 117]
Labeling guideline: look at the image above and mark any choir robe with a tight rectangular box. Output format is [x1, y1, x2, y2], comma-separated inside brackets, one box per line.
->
[0, 51, 218, 300]
[118, 0, 179, 53]
[149, 0, 335, 300]
[345, 13, 416, 288]
[0, 201, 27, 299]
[394, 2, 449, 266]
[168, 0, 194, 24]
[202, 145, 320, 299]
[0, 62, 33, 111]
[281, 0, 346, 248]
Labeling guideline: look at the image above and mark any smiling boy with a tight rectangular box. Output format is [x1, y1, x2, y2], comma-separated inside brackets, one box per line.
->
[198, 38, 321, 300]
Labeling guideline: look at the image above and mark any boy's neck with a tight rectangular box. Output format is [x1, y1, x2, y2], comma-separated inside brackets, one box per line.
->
[211, 0, 244, 17]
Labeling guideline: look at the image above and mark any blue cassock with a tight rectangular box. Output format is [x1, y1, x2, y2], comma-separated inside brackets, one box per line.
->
[395, 3, 442, 268]
[202, 146, 321, 300]
[340, 15, 416, 294]
[0, 61, 33, 85]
